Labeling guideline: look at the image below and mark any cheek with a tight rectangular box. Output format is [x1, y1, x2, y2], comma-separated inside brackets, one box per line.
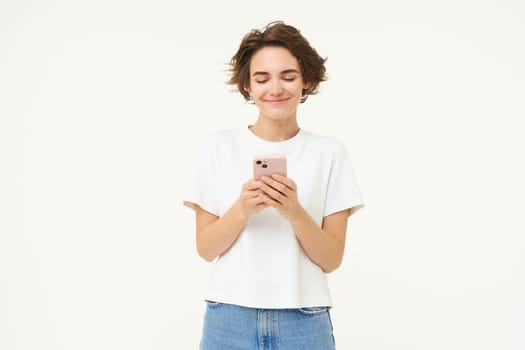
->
[287, 81, 305, 93]
[251, 87, 265, 98]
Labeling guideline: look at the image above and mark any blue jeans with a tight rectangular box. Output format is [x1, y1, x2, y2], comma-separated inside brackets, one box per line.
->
[200, 301, 336, 350]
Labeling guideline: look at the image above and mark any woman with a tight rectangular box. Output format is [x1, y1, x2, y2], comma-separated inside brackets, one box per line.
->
[184, 21, 364, 349]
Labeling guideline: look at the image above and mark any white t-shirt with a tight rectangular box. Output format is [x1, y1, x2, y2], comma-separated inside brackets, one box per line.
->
[183, 127, 364, 309]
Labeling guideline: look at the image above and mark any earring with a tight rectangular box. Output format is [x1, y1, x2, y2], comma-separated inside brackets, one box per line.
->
[248, 93, 255, 104]
[300, 91, 308, 103]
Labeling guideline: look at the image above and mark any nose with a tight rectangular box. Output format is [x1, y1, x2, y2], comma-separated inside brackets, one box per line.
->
[269, 80, 284, 96]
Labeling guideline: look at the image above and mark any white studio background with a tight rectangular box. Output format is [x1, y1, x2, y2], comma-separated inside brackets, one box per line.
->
[1, 1, 524, 349]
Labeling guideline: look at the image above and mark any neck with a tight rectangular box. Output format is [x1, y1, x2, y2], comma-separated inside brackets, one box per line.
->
[250, 115, 300, 142]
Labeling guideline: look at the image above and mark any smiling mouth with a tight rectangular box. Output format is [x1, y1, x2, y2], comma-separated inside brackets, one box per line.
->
[264, 98, 289, 104]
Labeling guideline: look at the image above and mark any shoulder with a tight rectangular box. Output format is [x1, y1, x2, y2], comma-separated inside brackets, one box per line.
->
[301, 129, 347, 154]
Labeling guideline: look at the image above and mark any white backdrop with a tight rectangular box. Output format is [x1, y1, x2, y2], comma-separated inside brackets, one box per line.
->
[1, 1, 524, 349]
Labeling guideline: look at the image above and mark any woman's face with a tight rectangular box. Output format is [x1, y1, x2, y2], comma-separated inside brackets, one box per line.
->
[246, 46, 308, 121]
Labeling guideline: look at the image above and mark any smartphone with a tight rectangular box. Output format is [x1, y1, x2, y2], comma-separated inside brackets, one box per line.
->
[253, 155, 287, 180]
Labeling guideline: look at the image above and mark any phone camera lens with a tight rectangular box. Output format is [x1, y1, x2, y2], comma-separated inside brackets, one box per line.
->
[256, 160, 262, 165]
[262, 164, 268, 168]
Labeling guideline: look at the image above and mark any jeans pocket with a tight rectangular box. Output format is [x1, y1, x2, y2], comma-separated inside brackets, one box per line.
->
[205, 300, 222, 309]
[298, 306, 330, 316]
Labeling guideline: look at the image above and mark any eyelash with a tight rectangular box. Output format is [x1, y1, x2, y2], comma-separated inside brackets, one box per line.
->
[255, 77, 296, 84]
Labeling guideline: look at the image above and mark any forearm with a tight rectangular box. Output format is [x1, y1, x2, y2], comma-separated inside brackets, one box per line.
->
[196, 201, 248, 261]
[288, 208, 345, 273]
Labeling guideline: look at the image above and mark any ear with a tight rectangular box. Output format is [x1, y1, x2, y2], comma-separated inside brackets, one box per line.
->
[303, 82, 312, 90]
[244, 84, 252, 94]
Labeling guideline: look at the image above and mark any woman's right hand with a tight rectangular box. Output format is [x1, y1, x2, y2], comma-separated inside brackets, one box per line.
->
[235, 179, 268, 221]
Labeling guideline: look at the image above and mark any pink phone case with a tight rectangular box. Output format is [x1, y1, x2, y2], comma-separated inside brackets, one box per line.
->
[253, 155, 287, 180]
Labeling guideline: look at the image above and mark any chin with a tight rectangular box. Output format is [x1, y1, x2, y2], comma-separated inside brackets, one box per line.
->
[257, 104, 298, 119]
[262, 110, 295, 120]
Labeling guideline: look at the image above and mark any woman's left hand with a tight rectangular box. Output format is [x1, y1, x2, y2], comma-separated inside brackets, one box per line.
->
[259, 174, 304, 221]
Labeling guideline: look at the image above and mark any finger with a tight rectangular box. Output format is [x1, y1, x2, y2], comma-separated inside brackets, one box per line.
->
[271, 174, 297, 191]
[251, 199, 268, 209]
[251, 192, 268, 203]
[261, 176, 288, 195]
[260, 187, 284, 205]
[253, 202, 269, 213]
[243, 189, 264, 201]
[243, 180, 263, 191]
[264, 197, 282, 208]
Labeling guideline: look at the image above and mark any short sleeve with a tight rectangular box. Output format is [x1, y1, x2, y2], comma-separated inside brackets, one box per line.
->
[182, 134, 220, 216]
[324, 143, 365, 217]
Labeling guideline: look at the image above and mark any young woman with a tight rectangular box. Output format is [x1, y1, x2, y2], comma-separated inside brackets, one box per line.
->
[184, 21, 364, 350]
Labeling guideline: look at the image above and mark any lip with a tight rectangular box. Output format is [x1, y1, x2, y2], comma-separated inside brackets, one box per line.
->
[264, 98, 289, 105]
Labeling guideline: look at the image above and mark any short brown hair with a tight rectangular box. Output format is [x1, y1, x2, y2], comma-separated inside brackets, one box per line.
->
[228, 21, 327, 103]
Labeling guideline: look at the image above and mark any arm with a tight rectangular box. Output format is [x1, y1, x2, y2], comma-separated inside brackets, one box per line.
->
[288, 208, 349, 273]
[259, 174, 350, 273]
[195, 180, 267, 261]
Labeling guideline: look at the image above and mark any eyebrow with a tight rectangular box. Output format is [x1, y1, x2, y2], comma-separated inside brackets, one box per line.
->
[252, 69, 300, 77]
